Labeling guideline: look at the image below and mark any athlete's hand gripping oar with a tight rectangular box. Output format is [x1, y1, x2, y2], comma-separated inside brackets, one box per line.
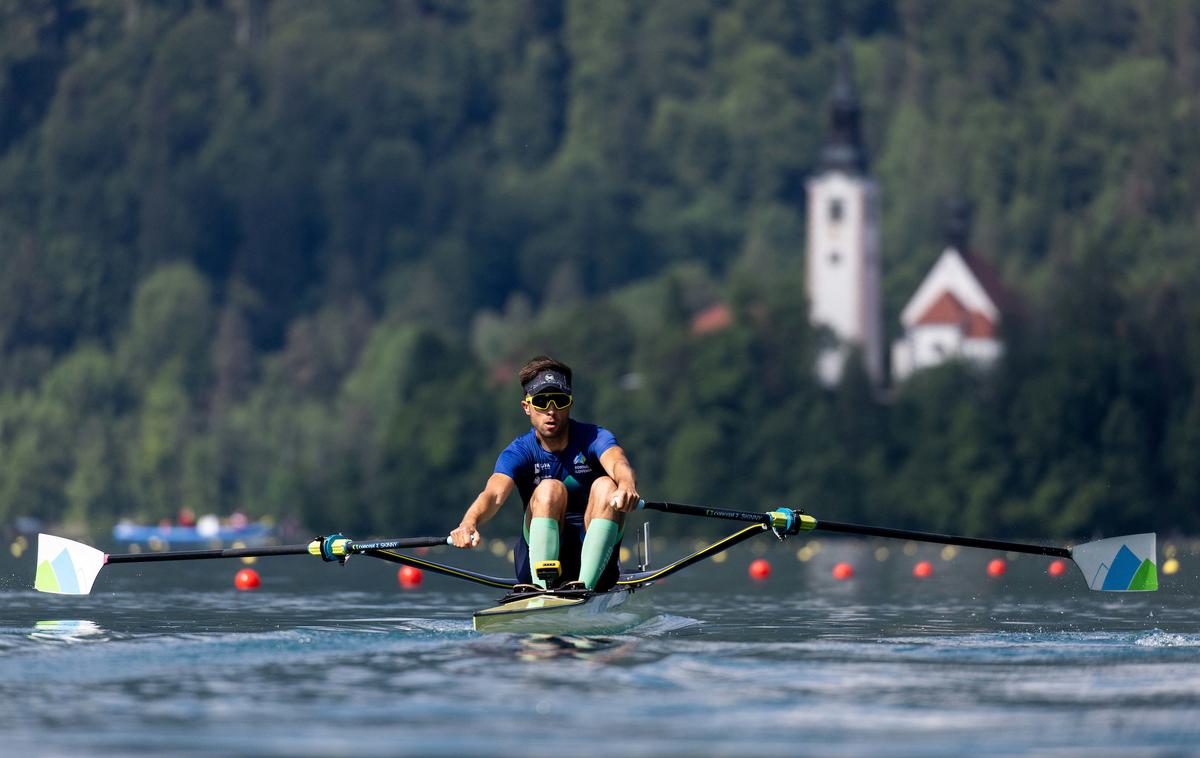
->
[33, 533, 453, 595]
[636, 500, 1158, 592]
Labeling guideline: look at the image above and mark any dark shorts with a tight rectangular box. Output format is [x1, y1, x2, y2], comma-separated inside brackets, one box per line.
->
[513, 512, 622, 590]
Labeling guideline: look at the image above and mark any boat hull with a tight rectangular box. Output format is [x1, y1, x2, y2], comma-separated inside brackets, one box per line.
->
[472, 586, 650, 634]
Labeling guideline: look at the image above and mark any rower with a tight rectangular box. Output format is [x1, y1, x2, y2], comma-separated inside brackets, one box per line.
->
[449, 356, 641, 592]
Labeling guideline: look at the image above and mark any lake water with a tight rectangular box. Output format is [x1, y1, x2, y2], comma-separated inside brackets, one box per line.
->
[2, 535, 1199, 755]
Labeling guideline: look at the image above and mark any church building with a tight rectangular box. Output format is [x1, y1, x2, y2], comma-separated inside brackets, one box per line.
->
[805, 45, 1010, 388]
[890, 206, 1010, 382]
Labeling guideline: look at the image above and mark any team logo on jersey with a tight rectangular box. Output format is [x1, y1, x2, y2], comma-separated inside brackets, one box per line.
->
[572, 452, 592, 475]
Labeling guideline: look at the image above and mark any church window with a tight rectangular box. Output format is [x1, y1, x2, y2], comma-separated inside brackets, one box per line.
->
[829, 198, 844, 222]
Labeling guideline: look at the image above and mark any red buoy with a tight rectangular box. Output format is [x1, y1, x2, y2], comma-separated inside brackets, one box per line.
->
[832, 562, 854, 580]
[234, 568, 260, 591]
[987, 558, 1007, 577]
[748, 558, 771, 581]
[398, 565, 423, 588]
[913, 561, 933, 579]
[1047, 559, 1067, 577]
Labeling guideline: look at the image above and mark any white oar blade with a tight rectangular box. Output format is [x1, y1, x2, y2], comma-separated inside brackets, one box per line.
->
[35, 534, 106, 595]
[1071, 533, 1157, 591]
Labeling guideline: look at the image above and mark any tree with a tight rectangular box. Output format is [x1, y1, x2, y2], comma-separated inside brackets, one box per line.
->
[121, 262, 213, 392]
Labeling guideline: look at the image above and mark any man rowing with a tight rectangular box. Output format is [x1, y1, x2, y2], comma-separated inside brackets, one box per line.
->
[450, 356, 640, 591]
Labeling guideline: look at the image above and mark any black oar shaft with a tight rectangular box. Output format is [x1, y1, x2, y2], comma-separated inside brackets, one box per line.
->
[813, 519, 1071, 558]
[106, 543, 310, 563]
[641, 500, 772, 526]
[104, 536, 451, 564]
[641, 500, 1072, 559]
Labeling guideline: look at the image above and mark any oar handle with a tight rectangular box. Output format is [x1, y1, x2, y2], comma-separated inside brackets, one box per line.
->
[348, 536, 453, 552]
[637, 500, 800, 530]
[638, 499, 765, 524]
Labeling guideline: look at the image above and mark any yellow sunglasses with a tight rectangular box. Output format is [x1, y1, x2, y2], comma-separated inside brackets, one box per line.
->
[524, 392, 573, 411]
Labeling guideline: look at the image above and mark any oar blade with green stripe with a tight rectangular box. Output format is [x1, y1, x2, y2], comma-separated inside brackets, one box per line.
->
[35, 534, 106, 595]
[1071, 533, 1157, 591]
[32, 533, 459, 595]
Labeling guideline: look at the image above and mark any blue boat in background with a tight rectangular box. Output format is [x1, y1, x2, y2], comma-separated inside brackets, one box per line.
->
[113, 514, 276, 547]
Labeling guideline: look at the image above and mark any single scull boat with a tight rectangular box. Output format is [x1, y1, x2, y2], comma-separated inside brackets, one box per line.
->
[33, 501, 1158, 634]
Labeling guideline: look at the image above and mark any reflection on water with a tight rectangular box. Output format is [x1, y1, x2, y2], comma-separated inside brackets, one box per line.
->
[29, 619, 107, 644]
[514, 633, 639, 662]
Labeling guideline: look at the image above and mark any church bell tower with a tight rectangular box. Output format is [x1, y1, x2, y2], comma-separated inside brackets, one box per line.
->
[805, 42, 883, 387]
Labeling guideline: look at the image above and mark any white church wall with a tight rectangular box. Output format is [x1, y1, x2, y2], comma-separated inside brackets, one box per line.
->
[891, 338, 914, 383]
[806, 171, 883, 386]
[910, 323, 964, 369]
[891, 326, 1003, 382]
[807, 173, 864, 338]
[962, 337, 1003, 364]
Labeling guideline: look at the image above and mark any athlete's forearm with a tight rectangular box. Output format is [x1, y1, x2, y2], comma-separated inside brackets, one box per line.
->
[457, 474, 514, 531]
[451, 489, 503, 548]
[611, 458, 637, 492]
[600, 446, 638, 493]
[461, 490, 503, 528]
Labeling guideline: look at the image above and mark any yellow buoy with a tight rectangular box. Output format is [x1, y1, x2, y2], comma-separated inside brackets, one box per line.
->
[1163, 558, 1180, 576]
[874, 546, 890, 562]
[940, 545, 959, 561]
[232, 541, 257, 565]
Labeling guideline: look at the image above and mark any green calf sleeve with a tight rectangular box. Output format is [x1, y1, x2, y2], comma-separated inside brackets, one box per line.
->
[579, 518, 621, 590]
[527, 517, 560, 589]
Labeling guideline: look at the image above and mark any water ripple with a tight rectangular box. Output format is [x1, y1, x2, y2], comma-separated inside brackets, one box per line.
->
[2, 550, 1199, 755]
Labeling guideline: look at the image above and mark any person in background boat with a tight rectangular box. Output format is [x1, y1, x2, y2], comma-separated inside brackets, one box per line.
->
[450, 356, 640, 591]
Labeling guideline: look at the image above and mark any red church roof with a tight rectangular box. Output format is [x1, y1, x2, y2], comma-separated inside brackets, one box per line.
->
[913, 291, 996, 338]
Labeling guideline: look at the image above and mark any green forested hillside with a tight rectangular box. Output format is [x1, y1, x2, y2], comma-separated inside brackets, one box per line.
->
[1, 0, 1199, 537]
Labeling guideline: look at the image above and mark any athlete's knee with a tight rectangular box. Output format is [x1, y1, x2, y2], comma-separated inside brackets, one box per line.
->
[589, 476, 617, 499]
[588, 476, 622, 518]
[530, 479, 568, 514]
